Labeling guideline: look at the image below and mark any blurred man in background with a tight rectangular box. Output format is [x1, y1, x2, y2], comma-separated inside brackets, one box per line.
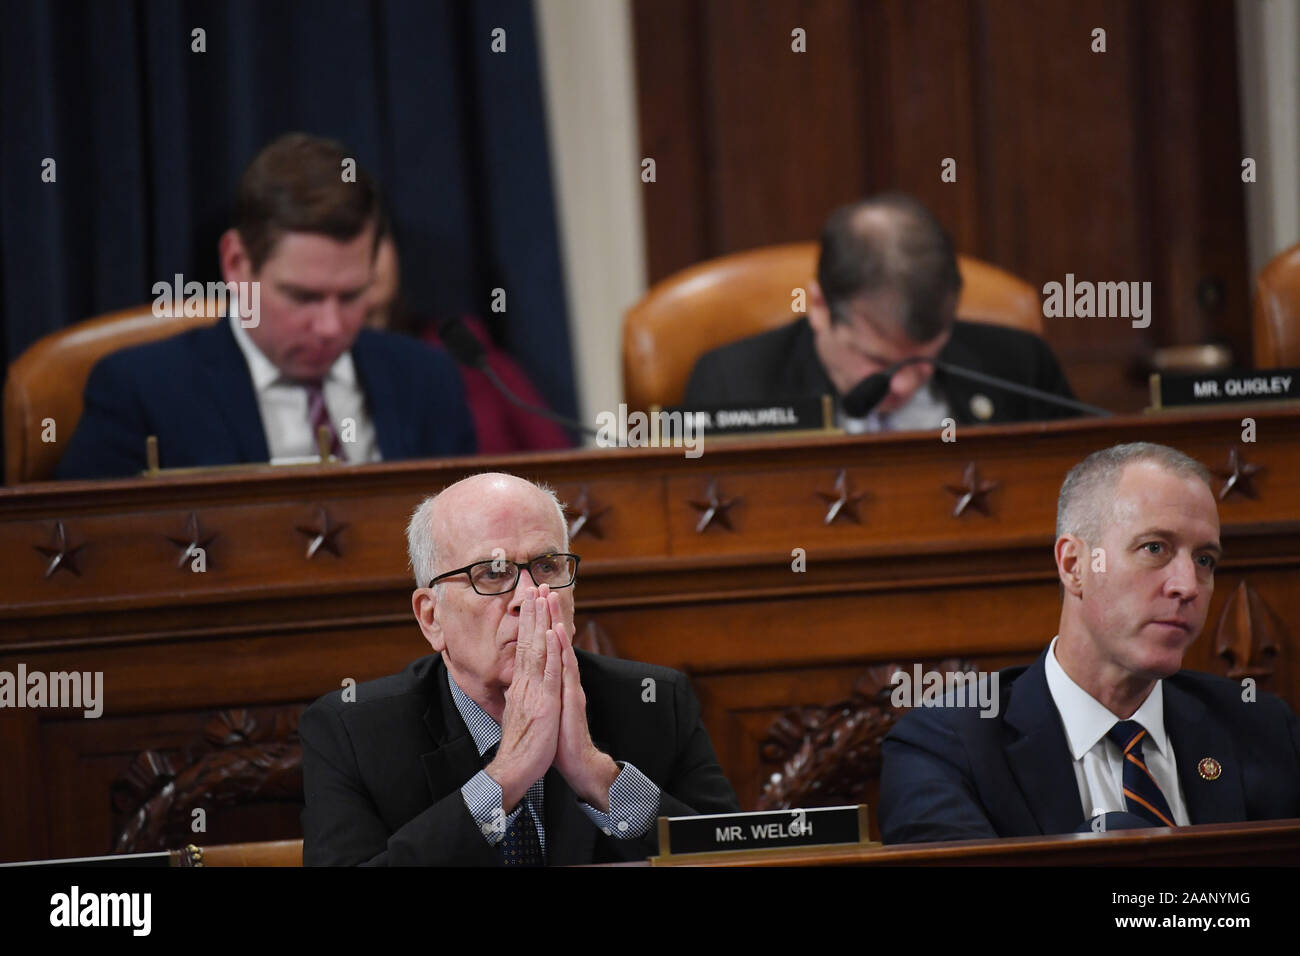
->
[56, 133, 475, 479]
[684, 192, 1077, 431]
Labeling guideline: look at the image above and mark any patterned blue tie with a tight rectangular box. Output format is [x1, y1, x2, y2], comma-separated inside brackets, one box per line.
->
[1106, 720, 1177, 828]
[500, 804, 543, 866]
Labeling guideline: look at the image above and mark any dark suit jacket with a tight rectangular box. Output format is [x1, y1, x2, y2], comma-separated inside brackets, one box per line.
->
[879, 649, 1300, 844]
[300, 650, 740, 865]
[683, 317, 1078, 425]
[55, 320, 476, 479]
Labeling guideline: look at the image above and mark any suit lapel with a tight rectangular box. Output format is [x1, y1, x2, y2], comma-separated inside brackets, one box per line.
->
[782, 318, 838, 401]
[1004, 652, 1089, 834]
[351, 330, 404, 459]
[934, 329, 984, 426]
[419, 659, 487, 805]
[1165, 680, 1246, 824]
[193, 320, 270, 462]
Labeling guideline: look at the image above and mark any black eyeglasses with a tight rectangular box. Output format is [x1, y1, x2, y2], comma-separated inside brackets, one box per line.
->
[428, 552, 581, 595]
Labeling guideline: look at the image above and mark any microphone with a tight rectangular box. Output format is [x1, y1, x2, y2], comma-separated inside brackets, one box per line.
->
[842, 367, 899, 418]
[436, 316, 490, 370]
[436, 318, 600, 438]
[842, 356, 1111, 419]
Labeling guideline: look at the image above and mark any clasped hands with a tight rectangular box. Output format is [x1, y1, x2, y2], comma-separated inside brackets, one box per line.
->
[486, 584, 619, 813]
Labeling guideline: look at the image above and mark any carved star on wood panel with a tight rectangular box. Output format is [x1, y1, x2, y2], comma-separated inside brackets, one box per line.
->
[815, 469, 867, 525]
[567, 485, 610, 541]
[165, 513, 218, 569]
[688, 478, 741, 533]
[34, 521, 87, 578]
[943, 462, 999, 517]
[1213, 448, 1262, 501]
[295, 507, 348, 559]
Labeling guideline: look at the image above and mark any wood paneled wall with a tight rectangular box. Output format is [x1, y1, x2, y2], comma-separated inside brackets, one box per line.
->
[632, 0, 1251, 411]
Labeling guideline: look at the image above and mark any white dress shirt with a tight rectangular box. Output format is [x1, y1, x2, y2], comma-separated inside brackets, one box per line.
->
[228, 314, 380, 463]
[838, 380, 952, 434]
[1044, 634, 1190, 825]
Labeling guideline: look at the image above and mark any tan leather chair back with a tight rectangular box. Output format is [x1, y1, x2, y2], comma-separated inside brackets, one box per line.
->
[4, 305, 219, 483]
[623, 241, 1043, 410]
[1253, 240, 1300, 367]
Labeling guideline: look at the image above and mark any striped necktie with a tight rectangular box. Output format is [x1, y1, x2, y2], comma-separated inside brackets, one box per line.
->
[302, 380, 344, 460]
[1106, 720, 1177, 828]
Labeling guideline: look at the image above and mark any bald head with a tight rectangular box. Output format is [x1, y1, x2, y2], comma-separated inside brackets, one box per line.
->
[406, 473, 568, 589]
[816, 192, 962, 342]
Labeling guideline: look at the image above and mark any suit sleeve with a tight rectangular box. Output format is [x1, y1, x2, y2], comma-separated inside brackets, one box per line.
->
[450, 387, 477, 456]
[1026, 333, 1080, 418]
[607, 671, 739, 859]
[879, 708, 1000, 844]
[299, 700, 497, 866]
[682, 350, 736, 408]
[54, 357, 151, 480]
[1275, 695, 1300, 816]
[429, 353, 477, 457]
[657, 670, 741, 816]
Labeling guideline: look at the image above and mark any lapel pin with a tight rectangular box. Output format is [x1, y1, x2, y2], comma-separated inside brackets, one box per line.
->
[970, 394, 994, 421]
[1197, 757, 1222, 780]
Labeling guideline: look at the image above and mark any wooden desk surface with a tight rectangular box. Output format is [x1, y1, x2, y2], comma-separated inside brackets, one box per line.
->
[643, 818, 1300, 866]
[1, 406, 1297, 862]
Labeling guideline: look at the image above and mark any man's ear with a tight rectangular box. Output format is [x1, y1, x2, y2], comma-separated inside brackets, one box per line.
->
[411, 588, 445, 653]
[218, 229, 253, 285]
[1055, 534, 1086, 597]
[807, 280, 830, 332]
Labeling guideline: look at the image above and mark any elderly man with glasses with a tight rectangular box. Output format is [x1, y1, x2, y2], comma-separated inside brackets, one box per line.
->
[300, 471, 738, 865]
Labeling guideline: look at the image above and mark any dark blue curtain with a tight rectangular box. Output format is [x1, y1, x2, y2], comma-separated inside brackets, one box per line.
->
[0, 0, 577, 419]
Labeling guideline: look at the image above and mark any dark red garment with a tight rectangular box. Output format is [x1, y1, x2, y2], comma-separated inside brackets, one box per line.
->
[421, 317, 573, 454]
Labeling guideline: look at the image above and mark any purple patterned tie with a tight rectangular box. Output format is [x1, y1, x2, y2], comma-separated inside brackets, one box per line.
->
[302, 380, 345, 460]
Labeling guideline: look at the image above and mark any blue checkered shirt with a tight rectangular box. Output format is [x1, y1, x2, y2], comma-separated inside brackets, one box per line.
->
[448, 670, 661, 860]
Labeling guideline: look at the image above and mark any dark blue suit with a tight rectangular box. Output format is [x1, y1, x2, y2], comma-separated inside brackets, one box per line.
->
[879, 649, 1300, 844]
[55, 320, 476, 479]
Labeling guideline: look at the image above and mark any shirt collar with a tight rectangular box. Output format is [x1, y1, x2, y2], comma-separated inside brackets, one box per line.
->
[446, 667, 502, 758]
[227, 313, 359, 392]
[1044, 634, 1169, 760]
[229, 313, 280, 392]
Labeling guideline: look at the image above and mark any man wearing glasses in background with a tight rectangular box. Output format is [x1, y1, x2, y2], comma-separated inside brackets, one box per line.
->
[683, 192, 1078, 430]
[300, 472, 738, 865]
